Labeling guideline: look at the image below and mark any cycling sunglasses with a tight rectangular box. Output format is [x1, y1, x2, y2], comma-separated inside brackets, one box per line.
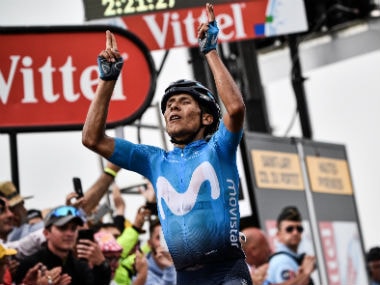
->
[46, 205, 86, 222]
[285, 225, 304, 234]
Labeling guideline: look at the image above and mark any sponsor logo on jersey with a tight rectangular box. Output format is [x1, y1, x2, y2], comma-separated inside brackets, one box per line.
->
[156, 161, 220, 219]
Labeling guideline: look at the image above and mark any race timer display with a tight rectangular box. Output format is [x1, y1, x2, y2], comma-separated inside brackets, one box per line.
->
[83, 0, 250, 20]
[102, 0, 175, 17]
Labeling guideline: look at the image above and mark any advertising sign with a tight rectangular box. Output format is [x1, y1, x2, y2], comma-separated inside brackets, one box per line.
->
[0, 26, 156, 132]
[88, 0, 308, 51]
[242, 132, 368, 284]
[301, 140, 368, 285]
[251, 150, 305, 190]
[120, 0, 308, 51]
[242, 132, 310, 225]
[306, 156, 353, 195]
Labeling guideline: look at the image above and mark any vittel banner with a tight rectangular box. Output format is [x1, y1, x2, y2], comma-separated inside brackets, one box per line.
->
[94, 0, 308, 51]
[0, 26, 156, 132]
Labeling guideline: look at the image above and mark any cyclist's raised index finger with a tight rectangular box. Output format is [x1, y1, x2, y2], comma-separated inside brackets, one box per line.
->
[105, 30, 112, 49]
[110, 32, 118, 50]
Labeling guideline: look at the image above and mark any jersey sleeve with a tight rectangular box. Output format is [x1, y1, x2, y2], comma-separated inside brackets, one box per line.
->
[109, 137, 162, 180]
[212, 120, 243, 156]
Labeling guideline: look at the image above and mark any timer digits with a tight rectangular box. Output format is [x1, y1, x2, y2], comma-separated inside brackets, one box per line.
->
[102, 0, 176, 16]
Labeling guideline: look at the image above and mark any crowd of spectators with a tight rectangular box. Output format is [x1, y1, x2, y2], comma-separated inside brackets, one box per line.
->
[0, 161, 175, 285]
[1, 175, 377, 285]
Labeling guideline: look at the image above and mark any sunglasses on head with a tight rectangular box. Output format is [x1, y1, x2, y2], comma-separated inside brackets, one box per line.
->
[49, 206, 86, 221]
[285, 225, 304, 233]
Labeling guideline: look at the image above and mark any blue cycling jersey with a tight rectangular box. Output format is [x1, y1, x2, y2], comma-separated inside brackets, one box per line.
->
[109, 121, 245, 270]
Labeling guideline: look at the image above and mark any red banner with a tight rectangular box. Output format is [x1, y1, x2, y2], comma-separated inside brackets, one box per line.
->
[121, 1, 269, 51]
[0, 26, 156, 132]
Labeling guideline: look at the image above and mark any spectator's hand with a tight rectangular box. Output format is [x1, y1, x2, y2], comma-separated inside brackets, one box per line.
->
[132, 249, 148, 285]
[138, 179, 155, 203]
[291, 255, 317, 285]
[57, 273, 72, 285]
[41, 266, 64, 285]
[133, 205, 151, 231]
[299, 255, 316, 275]
[76, 239, 105, 267]
[24, 265, 64, 285]
[65, 191, 85, 208]
[250, 263, 269, 285]
[154, 246, 174, 269]
[22, 263, 44, 285]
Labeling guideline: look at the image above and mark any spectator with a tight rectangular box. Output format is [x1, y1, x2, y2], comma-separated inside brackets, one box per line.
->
[5, 227, 45, 261]
[265, 206, 316, 285]
[93, 201, 152, 285]
[0, 181, 44, 242]
[82, 3, 250, 284]
[114, 205, 151, 285]
[242, 227, 272, 270]
[0, 197, 14, 242]
[0, 243, 16, 285]
[0, 196, 20, 285]
[145, 218, 176, 285]
[95, 222, 122, 240]
[93, 230, 148, 285]
[367, 246, 380, 285]
[14, 205, 111, 284]
[241, 227, 271, 285]
[26, 209, 43, 225]
[4, 169, 123, 261]
[94, 231, 123, 279]
[66, 166, 150, 285]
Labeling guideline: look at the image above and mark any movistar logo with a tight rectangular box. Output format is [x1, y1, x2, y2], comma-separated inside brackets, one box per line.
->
[156, 161, 220, 219]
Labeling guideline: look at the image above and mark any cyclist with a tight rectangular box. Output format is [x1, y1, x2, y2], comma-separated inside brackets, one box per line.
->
[83, 3, 250, 284]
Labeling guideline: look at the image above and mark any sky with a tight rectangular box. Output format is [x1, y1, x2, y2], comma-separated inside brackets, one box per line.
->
[1, 0, 379, 253]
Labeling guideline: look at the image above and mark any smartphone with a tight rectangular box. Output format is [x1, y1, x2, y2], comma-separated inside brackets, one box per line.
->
[145, 201, 158, 216]
[72, 177, 84, 198]
[77, 229, 94, 261]
[77, 229, 94, 242]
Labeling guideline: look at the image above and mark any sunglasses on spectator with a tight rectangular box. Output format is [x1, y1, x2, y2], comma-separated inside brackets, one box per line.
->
[48, 206, 86, 221]
[285, 225, 304, 233]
